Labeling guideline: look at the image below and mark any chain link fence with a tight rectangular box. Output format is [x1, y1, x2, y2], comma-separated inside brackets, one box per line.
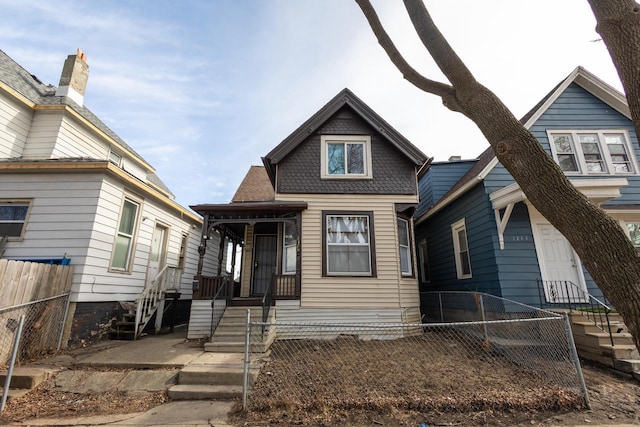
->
[242, 292, 588, 419]
[0, 294, 70, 367]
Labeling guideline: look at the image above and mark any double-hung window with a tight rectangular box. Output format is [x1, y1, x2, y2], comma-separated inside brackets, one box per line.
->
[549, 130, 636, 175]
[111, 197, 140, 271]
[397, 217, 412, 276]
[324, 212, 374, 276]
[282, 222, 297, 275]
[0, 200, 31, 240]
[321, 135, 372, 179]
[451, 219, 471, 279]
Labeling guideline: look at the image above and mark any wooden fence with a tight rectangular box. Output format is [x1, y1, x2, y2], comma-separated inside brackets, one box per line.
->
[0, 260, 74, 309]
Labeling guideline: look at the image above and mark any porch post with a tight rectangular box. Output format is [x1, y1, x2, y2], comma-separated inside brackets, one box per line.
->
[230, 239, 238, 283]
[196, 214, 209, 276]
[217, 227, 226, 277]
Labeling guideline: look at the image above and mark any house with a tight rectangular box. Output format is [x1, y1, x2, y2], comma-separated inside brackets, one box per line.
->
[415, 66, 639, 310]
[189, 88, 429, 337]
[0, 49, 220, 344]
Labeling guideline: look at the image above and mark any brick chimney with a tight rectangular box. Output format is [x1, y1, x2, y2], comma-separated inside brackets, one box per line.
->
[55, 49, 89, 106]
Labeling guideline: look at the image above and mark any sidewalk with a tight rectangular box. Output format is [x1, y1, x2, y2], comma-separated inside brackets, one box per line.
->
[3, 327, 236, 426]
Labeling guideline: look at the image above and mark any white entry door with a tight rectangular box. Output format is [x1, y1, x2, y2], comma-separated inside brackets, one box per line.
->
[535, 223, 587, 303]
[148, 223, 168, 286]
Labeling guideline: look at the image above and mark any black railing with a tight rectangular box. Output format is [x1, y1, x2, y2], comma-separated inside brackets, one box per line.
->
[538, 280, 614, 347]
[193, 275, 227, 300]
[261, 274, 275, 337]
[210, 276, 232, 338]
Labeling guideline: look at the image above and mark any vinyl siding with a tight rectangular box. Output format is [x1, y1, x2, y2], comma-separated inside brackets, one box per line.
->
[0, 92, 32, 158]
[22, 110, 62, 158]
[416, 183, 500, 295]
[417, 160, 476, 218]
[53, 114, 109, 159]
[277, 193, 420, 310]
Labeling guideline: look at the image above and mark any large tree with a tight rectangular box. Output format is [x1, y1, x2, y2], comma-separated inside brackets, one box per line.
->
[355, 0, 640, 351]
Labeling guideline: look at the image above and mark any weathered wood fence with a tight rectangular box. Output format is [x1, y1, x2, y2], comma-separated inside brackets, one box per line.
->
[0, 259, 74, 309]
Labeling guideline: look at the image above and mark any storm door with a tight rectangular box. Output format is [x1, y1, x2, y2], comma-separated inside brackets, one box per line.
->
[252, 234, 277, 296]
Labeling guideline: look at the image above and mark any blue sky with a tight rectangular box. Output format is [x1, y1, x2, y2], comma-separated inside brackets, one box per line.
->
[0, 0, 622, 208]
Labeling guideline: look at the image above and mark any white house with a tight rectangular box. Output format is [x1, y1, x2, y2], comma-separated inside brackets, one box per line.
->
[0, 49, 220, 344]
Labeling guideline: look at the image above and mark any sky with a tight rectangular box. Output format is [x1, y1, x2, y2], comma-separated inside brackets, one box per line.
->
[0, 0, 623, 208]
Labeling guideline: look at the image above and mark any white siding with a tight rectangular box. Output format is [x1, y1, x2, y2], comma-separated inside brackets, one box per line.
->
[0, 93, 33, 158]
[121, 158, 148, 182]
[52, 114, 109, 159]
[277, 194, 420, 312]
[22, 110, 62, 159]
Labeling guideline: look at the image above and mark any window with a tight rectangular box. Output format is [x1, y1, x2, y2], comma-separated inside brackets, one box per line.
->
[397, 217, 412, 276]
[418, 238, 430, 283]
[323, 212, 374, 276]
[111, 197, 140, 271]
[626, 222, 640, 247]
[451, 219, 471, 279]
[109, 150, 122, 167]
[549, 130, 636, 175]
[321, 135, 372, 179]
[282, 221, 297, 275]
[0, 200, 31, 239]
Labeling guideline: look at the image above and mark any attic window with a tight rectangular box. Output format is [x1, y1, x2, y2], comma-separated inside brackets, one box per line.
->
[548, 130, 637, 175]
[321, 135, 372, 179]
[109, 150, 122, 167]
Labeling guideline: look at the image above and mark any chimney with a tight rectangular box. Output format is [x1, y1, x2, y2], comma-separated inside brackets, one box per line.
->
[448, 155, 462, 161]
[55, 49, 89, 106]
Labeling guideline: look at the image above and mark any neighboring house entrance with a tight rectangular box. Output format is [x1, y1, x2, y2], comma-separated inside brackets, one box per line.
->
[252, 234, 277, 296]
[148, 222, 168, 286]
[532, 219, 587, 303]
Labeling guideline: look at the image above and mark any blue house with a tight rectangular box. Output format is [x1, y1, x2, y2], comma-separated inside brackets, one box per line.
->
[415, 67, 640, 309]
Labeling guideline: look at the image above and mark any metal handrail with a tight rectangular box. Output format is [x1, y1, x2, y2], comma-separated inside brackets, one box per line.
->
[261, 274, 275, 337]
[209, 276, 232, 338]
[538, 280, 614, 347]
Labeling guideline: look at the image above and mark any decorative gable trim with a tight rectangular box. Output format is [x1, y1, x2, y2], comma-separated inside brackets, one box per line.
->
[262, 88, 428, 185]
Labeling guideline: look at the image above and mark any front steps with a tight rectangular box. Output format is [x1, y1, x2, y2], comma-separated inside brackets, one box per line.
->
[168, 306, 272, 400]
[566, 311, 640, 379]
[204, 307, 274, 353]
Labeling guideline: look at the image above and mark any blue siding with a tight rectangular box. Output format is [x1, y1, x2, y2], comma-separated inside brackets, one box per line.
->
[417, 183, 500, 295]
[416, 160, 476, 218]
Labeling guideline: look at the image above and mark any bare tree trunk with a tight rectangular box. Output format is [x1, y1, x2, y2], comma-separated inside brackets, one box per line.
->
[355, 0, 640, 351]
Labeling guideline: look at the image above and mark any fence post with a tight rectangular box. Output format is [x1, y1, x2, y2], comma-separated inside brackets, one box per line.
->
[57, 293, 71, 351]
[438, 292, 444, 322]
[242, 309, 251, 411]
[1, 314, 25, 412]
[479, 294, 489, 343]
[563, 313, 590, 409]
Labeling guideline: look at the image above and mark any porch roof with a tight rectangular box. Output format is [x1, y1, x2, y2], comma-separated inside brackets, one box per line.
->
[190, 200, 307, 216]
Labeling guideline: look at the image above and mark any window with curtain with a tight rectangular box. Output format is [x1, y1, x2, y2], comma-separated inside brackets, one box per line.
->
[325, 213, 373, 275]
[111, 197, 140, 271]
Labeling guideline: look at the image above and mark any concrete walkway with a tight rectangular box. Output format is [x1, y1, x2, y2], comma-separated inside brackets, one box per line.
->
[3, 327, 237, 426]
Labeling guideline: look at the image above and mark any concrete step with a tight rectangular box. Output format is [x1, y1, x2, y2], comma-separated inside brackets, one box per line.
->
[179, 365, 259, 386]
[600, 344, 640, 360]
[0, 367, 53, 390]
[168, 384, 242, 400]
[0, 388, 32, 402]
[613, 359, 640, 380]
[204, 341, 268, 353]
[211, 331, 247, 343]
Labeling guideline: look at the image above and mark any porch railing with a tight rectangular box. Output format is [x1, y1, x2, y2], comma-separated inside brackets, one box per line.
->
[134, 265, 178, 339]
[273, 274, 297, 299]
[538, 280, 614, 347]
[210, 277, 232, 338]
[193, 275, 227, 300]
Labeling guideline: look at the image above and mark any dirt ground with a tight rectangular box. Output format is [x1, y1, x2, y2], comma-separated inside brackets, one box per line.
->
[1, 341, 639, 426]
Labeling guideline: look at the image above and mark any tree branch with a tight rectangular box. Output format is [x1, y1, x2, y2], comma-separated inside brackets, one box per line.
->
[354, 0, 459, 110]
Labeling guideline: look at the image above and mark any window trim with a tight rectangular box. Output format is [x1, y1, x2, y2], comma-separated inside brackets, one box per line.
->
[109, 150, 122, 167]
[322, 211, 376, 277]
[548, 130, 637, 176]
[178, 232, 188, 270]
[109, 194, 142, 273]
[451, 218, 472, 279]
[397, 216, 413, 277]
[282, 221, 297, 275]
[320, 135, 373, 180]
[0, 199, 33, 241]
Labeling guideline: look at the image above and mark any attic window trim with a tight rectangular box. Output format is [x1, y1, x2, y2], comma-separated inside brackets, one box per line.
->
[109, 150, 122, 167]
[320, 135, 373, 180]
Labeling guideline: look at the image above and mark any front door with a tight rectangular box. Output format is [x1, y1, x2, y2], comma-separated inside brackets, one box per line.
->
[534, 222, 587, 303]
[252, 234, 277, 296]
[148, 223, 168, 286]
